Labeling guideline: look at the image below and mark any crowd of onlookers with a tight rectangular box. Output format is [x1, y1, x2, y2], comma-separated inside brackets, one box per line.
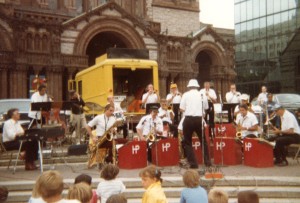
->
[0, 164, 260, 203]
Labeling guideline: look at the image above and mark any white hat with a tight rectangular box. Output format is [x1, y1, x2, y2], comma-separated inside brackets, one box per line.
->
[240, 94, 249, 101]
[187, 79, 200, 88]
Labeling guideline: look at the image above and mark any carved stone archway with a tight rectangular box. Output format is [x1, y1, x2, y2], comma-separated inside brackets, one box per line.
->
[74, 18, 146, 56]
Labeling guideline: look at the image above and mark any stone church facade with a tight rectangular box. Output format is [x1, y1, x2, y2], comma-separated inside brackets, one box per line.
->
[0, 0, 235, 100]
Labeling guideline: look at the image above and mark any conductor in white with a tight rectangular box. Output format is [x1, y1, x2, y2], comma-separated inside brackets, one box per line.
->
[180, 79, 211, 168]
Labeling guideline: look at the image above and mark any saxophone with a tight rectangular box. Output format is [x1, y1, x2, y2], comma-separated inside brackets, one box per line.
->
[236, 123, 242, 139]
[146, 123, 156, 141]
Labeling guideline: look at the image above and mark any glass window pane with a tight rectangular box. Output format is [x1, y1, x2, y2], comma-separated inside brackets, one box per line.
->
[247, 42, 254, 60]
[267, 15, 274, 35]
[297, 8, 300, 28]
[274, 13, 281, 35]
[289, 10, 296, 31]
[289, 0, 297, 9]
[260, 17, 267, 37]
[247, 20, 253, 40]
[235, 4, 241, 23]
[241, 2, 246, 21]
[253, 19, 260, 39]
[235, 24, 241, 42]
[253, 0, 260, 18]
[281, 11, 289, 33]
[274, 0, 281, 13]
[241, 22, 247, 42]
[267, 0, 274, 15]
[260, 0, 266, 17]
[247, 0, 253, 20]
[281, 0, 289, 11]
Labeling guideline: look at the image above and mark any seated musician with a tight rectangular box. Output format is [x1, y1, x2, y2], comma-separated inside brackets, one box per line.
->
[2, 108, 38, 170]
[107, 95, 127, 138]
[28, 84, 52, 128]
[234, 94, 254, 117]
[158, 99, 177, 137]
[272, 104, 300, 166]
[235, 104, 259, 139]
[136, 106, 163, 162]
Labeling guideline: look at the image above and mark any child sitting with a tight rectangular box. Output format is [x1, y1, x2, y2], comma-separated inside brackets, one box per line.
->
[96, 164, 126, 203]
[68, 182, 93, 203]
[139, 165, 167, 203]
[74, 174, 98, 203]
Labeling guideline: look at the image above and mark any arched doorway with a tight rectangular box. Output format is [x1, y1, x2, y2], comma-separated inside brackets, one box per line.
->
[86, 31, 129, 66]
[195, 51, 212, 87]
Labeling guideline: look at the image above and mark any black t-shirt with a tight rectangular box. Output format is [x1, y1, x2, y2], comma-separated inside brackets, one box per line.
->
[70, 97, 85, 114]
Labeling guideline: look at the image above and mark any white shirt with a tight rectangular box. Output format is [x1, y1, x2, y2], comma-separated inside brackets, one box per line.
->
[166, 93, 181, 104]
[158, 107, 173, 124]
[28, 92, 50, 119]
[199, 88, 217, 102]
[226, 91, 241, 103]
[136, 115, 163, 136]
[257, 92, 268, 105]
[96, 179, 126, 203]
[281, 110, 300, 135]
[236, 112, 258, 138]
[142, 92, 158, 104]
[2, 119, 24, 142]
[88, 114, 116, 137]
[180, 89, 208, 117]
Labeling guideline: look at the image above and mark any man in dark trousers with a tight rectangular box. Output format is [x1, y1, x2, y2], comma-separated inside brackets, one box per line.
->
[180, 79, 211, 168]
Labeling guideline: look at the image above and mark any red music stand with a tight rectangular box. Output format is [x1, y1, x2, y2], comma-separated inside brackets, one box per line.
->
[213, 137, 242, 165]
[244, 138, 274, 168]
[151, 138, 179, 166]
[118, 141, 147, 169]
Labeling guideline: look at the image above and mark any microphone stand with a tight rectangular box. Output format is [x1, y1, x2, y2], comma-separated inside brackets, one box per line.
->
[218, 93, 225, 167]
[201, 94, 208, 173]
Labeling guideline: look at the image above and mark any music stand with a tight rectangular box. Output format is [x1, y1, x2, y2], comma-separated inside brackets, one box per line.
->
[145, 103, 160, 114]
[222, 103, 239, 123]
[29, 102, 52, 129]
[172, 104, 181, 125]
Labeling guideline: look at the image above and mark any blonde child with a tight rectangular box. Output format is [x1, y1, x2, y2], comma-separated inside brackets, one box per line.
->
[139, 165, 167, 203]
[68, 182, 93, 203]
[208, 189, 228, 203]
[180, 169, 208, 203]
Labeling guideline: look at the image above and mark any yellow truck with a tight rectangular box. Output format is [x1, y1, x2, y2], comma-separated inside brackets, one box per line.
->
[69, 48, 159, 116]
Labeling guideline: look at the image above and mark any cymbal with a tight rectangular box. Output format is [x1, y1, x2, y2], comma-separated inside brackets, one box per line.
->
[85, 102, 104, 111]
[120, 96, 135, 108]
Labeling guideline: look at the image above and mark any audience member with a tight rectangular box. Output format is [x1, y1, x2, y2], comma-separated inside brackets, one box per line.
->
[106, 194, 127, 203]
[96, 164, 126, 203]
[237, 190, 259, 203]
[208, 189, 228, 203]
[0, 186, 8, 203]
[139, 165, 167, 203]
[180, 169, 208, 203]
[34, 170, 79, 203]
[74, 174, 98, 203]
[68, 183, 92, 203]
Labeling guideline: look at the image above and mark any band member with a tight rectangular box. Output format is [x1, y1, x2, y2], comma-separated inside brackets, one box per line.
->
[225, 84, 241, 122]
[235, 104, 259, 139]
[272, 104, 300, 166]
[234, 94, 251, 117]
[158, 99, 177, 137]
[86, 104, 116, 164]
[2, 108, 39, 170]
[69, 91, 87, 144]
[257, 86, 268, 106]
[180, 79, 210, 168]
[265, 93, 280, 129]
[199, 81, 217, 141]
[142, 84, 160, 109]
[107, 95, 127, 138]
[28, 84, 51, 128]
[136, 105, 163, 162]
[166, 83, 182, 125]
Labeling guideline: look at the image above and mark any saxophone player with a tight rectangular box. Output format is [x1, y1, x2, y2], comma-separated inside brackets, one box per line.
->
[235, 104, 259, 139]
[136, 105, 163, 162]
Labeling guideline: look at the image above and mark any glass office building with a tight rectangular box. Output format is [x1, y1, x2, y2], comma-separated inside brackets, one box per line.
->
[234, 0, 300, 98]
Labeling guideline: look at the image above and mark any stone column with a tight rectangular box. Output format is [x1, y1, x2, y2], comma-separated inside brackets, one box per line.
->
[0, 67, 8, 98]
[158, 70, 169, 98]
[47, 67, 63, 101]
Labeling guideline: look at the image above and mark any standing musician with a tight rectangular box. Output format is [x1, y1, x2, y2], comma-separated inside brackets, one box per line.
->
[257, 86, 268, 106]
[180, 79, 211, 168]
[28, 84, 51, 128]
[69, 91, 87, 144]
[158, 99, 176, 137]
[225, 84, 241, 122]
[2, 108, 38, 170]
[271, 104, 300, 166]
[136, 106, 163, 162]
[107, 95, 128, 138]
[142, 84, 160, 109]
[86, 104, 116, 166]
[199, 81, 217, 141]
[235, 104, 259, 139]
[166, 83, 182, 125]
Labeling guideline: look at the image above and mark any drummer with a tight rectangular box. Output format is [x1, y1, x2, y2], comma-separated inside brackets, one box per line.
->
[107, 95, 127, 138]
